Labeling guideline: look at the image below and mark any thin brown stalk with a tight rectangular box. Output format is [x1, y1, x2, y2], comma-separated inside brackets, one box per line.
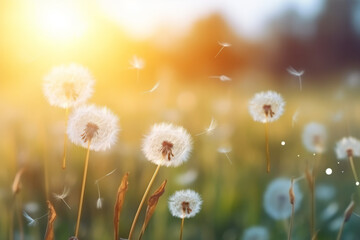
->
[44, 201, 57, 240]
[288, 178, 295, 240]
[348, 156, 359, 184]
[336, 198, 355, 240]
[138, 180, 167, 240]
[62, 108, 69, 169]
[305, 165, 315, 238]
[180, 217, 185, 240]
[12, 168, 25, 195]
[75, 140, 91, 238]
[265, 121, 270, 173]
[114, 173, 129, 240]
[128, 164, 161, 240]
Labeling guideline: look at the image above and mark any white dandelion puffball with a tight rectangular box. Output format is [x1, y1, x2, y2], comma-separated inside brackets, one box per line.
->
[43, 63, 95, 109]
[142, 123, 192, 167]
[168, 189, 202, 219]
[335, 136, 360, 159]
[302, 122, 327, 154]
[248, 90, 285, 123]
[263, 178, 303, 220]
[242, 226, 269, 240]
[67, 105, 119, 151]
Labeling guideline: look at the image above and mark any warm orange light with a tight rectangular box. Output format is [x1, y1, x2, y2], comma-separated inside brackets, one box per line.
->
[37, 2, 88, 41]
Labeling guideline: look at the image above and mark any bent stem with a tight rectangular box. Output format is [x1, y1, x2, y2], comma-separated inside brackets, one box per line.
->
[180, 217, 185, 240]
[348, 156, 359, 185]
[288, 203, 295, 240]
[75, 140, 91, 238]
[62, 108, 69, 169]
[265, 121, 270, 173]
[128, 164, 161, 240]
[336, 219, 345, 240]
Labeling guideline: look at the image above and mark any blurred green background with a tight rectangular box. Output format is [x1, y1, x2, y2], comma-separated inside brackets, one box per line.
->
[1, 0, 360, 239]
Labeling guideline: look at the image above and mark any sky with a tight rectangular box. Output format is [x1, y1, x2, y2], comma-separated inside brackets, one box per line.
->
[97, 0, 325, 39]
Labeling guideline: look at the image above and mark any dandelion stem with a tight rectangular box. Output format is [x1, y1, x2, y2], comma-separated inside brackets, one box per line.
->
[265, 121, 270, 173]
[310, 174, 315, 238]
[179, 217, 185, 240]
[62, 108, 69, 170]
[75, 140, 91, 238]
[128, 164, 161, 240]
[299, 76, 302, 91]
[336, 219, 345, 240]
[348, 156, 359, 184]
[288, 203, 295, 240]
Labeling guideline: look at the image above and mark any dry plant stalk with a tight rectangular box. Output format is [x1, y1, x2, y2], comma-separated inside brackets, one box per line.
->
[288, 178, 295, 240]
[114, 173, 129, 240]
[337, 199, 355, 240]
[138, 180, 167, 240]
[305, 165, 315, 238]
[44, 201, 57, 240]
[12, 168, 25, 195]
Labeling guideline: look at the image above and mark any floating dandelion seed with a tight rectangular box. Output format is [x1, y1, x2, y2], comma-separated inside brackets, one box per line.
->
[143, 81, 160, 94]
[128, 123, 192, 240]
[43, 63, 95, 170]
[23, 211, 48, 227]
[215, 41, 231, 58]
[302, 122, 327, 154]
[242, 226, 269, 240]
[249, 90, 285, 172]
[209, 75, 231, 82]
[94, 169, 117, 210]
[176, 169, 198, 186]
[196, 118, 217, 136]
[292, 109, 300, 127]
[53, 187, 71, 209]
[263, 178, 303, 220]
[217, 146, 232, 164]
[168, 189, 202, 240]
[335, 136, 360, 185]
[67, 105, 119, 238]
[287, 66, 304, 91]
[129, 55, 145, 82]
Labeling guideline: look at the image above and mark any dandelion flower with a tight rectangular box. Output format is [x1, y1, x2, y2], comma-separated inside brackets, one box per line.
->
[335, 136, 360, 185]
[67, 105, 119, 238]
[67, 105, 119, 152]
[168, 189, 202, 240]
[264, 178, 303, 220]
[249, 91, 285, 123]
[129, 123, 192, 239]
[43, 63, 95, 169]
[249, 90, 285, 172]
[142, 123, 192, 167]
[302, 122, 327, 154]
[43, 63, 94, 109]
[242, 226, 269, 240]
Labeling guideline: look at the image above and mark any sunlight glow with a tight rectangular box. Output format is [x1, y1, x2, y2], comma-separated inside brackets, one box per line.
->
[38, 2, 88, 41]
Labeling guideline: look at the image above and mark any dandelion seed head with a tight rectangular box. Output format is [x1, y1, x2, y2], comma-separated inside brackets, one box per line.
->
[168, 189, 202, 218]
[302, 122, 327, 154]
[43, 63, 94, 109]
[142, 123, 192, 167]
[248, 91, 285, 123]
[129, 55, 145, 69]
[67, 105, 119, 151]
[242, 226, 269, 240]
[335, 136, 360, 159]
[263, 178, 303, 220]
